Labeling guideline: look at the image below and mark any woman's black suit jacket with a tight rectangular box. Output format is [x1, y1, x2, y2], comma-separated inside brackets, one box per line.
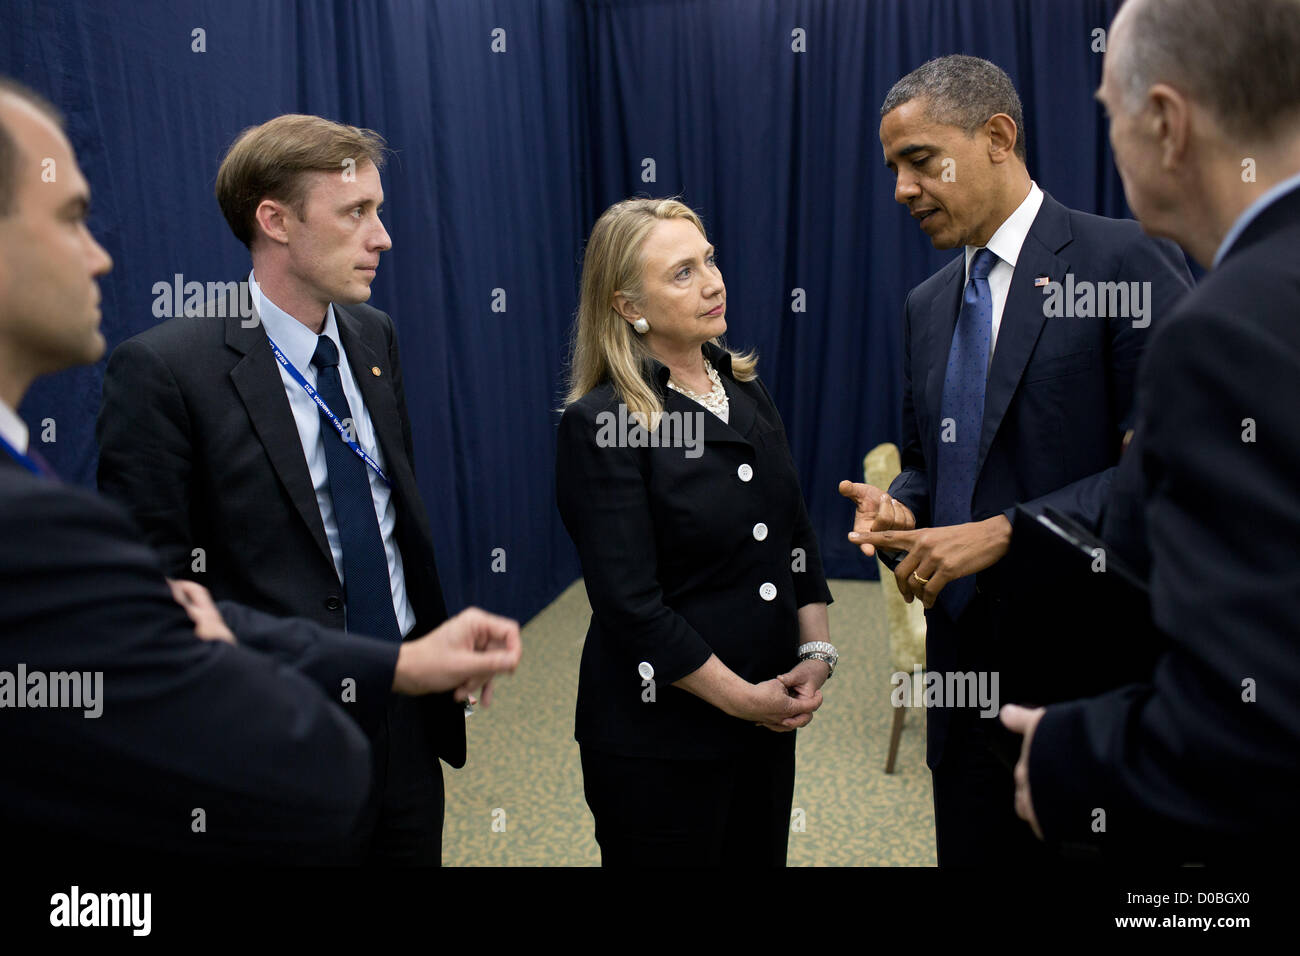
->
[556, 342, 832, 760]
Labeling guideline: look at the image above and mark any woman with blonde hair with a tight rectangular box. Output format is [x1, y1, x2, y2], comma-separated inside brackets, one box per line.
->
[556, 197, 836, 866]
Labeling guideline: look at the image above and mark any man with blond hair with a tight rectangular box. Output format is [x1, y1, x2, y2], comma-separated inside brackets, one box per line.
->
[0, 77, 519, 862]
[98, 114, 462, 864]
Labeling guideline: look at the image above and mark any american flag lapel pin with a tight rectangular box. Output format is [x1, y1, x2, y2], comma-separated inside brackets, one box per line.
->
[1034, 275, 1050, 287]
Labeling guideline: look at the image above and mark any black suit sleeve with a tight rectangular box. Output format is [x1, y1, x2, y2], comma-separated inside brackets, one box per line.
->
[556, 400, 715, 684]
[216, 599, 398, 737]
[1028, 306, 1298, 850]
[1013, 233, 1192, 529]
[97, 336, 195, 577]
[754, 379, 833, 609]
[790, 479, 833, 609]
[0, 479, 380, 861]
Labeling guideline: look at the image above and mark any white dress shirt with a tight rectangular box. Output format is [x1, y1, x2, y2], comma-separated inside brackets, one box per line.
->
[0, 397, 30, 456]
[250, 272, 416, 638]
[963, 180, 1045, 360]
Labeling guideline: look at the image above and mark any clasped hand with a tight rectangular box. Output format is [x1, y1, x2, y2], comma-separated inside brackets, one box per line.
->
[744, 658, 831, 732]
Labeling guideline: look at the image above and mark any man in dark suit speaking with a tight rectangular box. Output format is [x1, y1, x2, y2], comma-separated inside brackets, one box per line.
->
[842, 55, 1192, 865]
[1002, 0, 1300, 858]
[97, 114, 462, 863]
[0, 77, 520, 862]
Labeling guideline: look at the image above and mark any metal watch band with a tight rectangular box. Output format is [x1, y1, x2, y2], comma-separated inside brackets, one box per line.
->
[799, 651, 836, 680]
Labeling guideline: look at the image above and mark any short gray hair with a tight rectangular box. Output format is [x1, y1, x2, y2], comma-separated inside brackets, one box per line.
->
[1113, 0, 1300, 141]
[880, 55, 1027, 164]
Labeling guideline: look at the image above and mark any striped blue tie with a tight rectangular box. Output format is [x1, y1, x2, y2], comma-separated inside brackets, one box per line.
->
[933, 247, 998, 620]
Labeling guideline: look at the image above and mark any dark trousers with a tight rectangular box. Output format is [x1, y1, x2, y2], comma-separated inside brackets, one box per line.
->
[580, 745, 796, 867]
[352, 694, 445, 866]
[931, 708, 1056, 866]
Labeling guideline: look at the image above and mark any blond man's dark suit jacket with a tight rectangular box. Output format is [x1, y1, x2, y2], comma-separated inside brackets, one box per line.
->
[96, 282, 464, 768]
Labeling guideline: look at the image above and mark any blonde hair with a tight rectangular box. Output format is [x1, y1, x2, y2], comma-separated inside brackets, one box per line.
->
[215, 114, 388, 249]
[564, 197, 756, 426]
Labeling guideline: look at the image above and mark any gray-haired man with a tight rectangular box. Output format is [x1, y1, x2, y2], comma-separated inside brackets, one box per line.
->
[1004, 0, 1300, 861]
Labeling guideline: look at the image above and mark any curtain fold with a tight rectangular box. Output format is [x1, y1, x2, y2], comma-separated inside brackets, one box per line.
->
[2, 0, 1132, 622]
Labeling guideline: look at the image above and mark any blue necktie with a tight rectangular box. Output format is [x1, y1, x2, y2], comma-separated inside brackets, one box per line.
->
[310, 335, 401, 643]
[933, 247, 998, 620]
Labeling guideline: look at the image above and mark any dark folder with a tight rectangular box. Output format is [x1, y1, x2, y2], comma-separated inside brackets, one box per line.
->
[997, 504, 1162, 709]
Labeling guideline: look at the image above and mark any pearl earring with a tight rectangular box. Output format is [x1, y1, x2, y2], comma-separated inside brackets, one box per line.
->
[633, 317, 650, 334]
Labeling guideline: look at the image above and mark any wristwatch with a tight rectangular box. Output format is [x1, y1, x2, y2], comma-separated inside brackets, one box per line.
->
[796, 641, 839, 680]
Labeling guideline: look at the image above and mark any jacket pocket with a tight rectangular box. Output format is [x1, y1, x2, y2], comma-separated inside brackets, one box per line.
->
[1021, 347, 1095, 385]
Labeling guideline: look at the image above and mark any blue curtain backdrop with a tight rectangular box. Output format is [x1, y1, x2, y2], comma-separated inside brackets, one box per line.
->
[3, 0, 1131, 624]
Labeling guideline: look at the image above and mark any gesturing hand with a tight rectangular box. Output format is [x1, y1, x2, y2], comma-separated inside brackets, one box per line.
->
[393, 607, 522, 705]
[838, 479, 916, 557]
[851, 516, 1011, 608]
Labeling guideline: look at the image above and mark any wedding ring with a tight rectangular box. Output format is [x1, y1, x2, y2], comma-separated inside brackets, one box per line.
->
[911, 571, 930, 585]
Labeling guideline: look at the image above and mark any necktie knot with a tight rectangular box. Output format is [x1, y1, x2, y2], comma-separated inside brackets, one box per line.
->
[969, 247, 998, 282]
[311, 335, 340, 370]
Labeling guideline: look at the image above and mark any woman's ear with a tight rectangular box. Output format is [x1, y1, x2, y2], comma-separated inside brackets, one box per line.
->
[612, 292, 640, 324]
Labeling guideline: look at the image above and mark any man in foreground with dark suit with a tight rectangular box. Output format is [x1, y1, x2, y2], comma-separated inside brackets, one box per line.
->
[97, 114, 467, 864]
[1002, 0, 1300, 858]
[842, 55, 1192, 865]
[0, 77, 521, 862]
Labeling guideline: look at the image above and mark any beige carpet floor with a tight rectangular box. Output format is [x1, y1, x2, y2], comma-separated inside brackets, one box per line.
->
[442, 578, 936, 866]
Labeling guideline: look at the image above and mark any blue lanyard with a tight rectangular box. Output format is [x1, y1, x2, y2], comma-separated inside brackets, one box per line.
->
[0, 433, 44, 477]
[266, 336, 392, 487]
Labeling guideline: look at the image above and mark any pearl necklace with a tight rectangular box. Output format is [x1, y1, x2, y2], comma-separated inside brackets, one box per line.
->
[668, 358, 729, 422]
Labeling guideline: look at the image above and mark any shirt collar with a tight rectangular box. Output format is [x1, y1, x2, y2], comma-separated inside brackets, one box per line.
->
[249, 271, 340, 371]
[965, 180, 1044, 278]
[1213, 171, 1300, 268]
[646, 340, 735, 388]
[0, 396, 29, 456]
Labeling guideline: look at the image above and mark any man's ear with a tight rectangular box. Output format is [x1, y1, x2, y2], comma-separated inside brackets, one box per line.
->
[985, 113, 1020, 165]
[253, 198, 292, 247]
[1147, 83, 1190, 171]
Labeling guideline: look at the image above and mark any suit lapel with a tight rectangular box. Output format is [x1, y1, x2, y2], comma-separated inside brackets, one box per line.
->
[333, 305, 418, 494]
[975, 193, 1072, 478]
[695, 342, 757, 446]
[923, 257, 965, 435]
[720, 374, 758, 439]
[658, 386, 747, 447]
[224, 288, 335, 572]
